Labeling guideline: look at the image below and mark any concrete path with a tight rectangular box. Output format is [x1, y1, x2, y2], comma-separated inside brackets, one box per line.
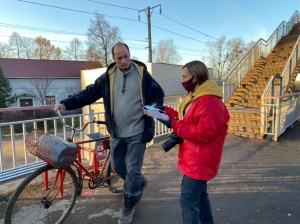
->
[1, 121, 300, 224]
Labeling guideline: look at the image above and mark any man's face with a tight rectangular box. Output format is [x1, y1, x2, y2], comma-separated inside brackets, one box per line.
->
[113, 45, 131, 73]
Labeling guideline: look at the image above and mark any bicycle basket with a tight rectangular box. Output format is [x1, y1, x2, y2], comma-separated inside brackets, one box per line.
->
[25, 130, 80, 168]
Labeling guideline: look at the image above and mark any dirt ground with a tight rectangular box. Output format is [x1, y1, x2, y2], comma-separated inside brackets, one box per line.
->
[1, 121, 300, 224]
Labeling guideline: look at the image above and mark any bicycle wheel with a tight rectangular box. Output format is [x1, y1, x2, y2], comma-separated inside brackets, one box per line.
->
[104, 159, 124, 193]
[4, 165, 78, 224]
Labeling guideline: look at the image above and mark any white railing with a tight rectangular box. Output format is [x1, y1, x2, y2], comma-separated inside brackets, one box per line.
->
[223, 10, 300, 102]
[281, 36, 300, 92]
[260, 76, 283, 136]
[261, 93, 300, 141]
[260, 33, 300, 136]
[0, 96, 182, 173]
[0, 107, 104, 171]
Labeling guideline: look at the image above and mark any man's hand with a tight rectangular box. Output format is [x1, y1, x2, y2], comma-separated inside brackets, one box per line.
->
[54, 104, 66, 113]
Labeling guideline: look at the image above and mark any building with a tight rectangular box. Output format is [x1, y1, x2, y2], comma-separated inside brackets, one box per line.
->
[0, 58, 101, 108]
[0, 59, 215, 109]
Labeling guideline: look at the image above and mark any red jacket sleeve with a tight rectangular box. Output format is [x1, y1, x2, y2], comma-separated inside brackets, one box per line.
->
[164, 106, 179, 119]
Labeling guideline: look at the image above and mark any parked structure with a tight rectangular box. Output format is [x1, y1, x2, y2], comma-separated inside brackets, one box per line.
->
[0, 58, 102, 108]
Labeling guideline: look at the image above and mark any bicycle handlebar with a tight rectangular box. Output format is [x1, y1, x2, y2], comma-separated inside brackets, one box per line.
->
[57, 110, 108, 132]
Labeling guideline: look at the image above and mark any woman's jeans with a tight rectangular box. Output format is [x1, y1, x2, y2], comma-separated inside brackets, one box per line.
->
[180, 175, 214, 224]
[110, 133, 146, 197]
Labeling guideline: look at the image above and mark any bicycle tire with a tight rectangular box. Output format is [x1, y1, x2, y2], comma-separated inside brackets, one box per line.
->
[104, 159, 124, 193]
[4, 165, 78, 224]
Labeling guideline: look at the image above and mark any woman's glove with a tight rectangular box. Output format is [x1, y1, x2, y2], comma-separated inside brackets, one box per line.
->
[158, 118, 172, 128]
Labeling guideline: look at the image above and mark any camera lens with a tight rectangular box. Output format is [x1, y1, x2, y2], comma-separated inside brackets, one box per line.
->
[161, 139, 176, 152]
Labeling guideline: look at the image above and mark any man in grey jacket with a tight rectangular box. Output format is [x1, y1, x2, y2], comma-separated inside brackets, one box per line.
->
[54, 42, 165, 224]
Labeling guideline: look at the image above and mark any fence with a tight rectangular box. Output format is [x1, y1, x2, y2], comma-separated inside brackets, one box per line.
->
[0, 97, 181, 183]
[261, 92, 300, 141]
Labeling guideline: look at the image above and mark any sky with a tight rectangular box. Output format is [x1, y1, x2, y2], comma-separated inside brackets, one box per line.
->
[0, 0, 300, 65]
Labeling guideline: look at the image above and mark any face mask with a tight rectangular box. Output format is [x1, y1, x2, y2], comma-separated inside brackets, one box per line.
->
[182, 77, 197, 92]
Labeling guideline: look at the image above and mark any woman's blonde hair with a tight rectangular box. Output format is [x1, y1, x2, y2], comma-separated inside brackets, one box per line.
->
[182, 60, 209, 85]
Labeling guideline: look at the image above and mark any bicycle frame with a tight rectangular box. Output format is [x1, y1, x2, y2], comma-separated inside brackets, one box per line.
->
[41, 111, 117, 199]
[4, 110, 123, 224]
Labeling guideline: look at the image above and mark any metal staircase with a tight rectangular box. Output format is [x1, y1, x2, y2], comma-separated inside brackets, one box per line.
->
[223, 12, 300, 139]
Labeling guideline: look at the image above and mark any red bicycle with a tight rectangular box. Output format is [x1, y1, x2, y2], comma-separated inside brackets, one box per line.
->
[4, 110, 123, 224]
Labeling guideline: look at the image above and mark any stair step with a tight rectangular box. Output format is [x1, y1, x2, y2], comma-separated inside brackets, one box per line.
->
[227, 131, 264, 139]
[228, 123, 260, 128]
[227, 107, 259, 112]
[229, 120, 260, 125]
[228, 126, 260, 133]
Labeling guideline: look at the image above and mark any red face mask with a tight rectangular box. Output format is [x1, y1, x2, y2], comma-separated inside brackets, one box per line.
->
[182, 77, 197, 92]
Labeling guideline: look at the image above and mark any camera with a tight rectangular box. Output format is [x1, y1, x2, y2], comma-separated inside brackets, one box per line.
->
[161, 132, 183, 152]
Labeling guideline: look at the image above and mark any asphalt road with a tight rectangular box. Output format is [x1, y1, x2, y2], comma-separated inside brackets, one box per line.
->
[1, 121, 300, 224]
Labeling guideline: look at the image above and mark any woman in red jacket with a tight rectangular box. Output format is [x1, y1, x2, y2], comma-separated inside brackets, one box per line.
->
[145, 60, 229, 224]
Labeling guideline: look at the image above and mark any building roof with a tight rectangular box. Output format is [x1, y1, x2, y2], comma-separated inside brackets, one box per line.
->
[0, 58, 102, 78]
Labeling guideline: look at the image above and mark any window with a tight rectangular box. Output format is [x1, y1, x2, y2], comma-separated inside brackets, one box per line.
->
[46, 95, 56, 105]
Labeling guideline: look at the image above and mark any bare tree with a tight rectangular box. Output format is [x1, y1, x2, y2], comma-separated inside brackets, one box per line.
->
[34, 36, 60, 60]
[85, 45, 103, 68]
[22, 37, 36, 59]
[64, 38, 85, 61]
[206, 36, 246, 79]
[87, 13, 122, 67]
[8, 32, 23, 59]
[0, 42, 9, 58]
[153, 39, 182, 64]
[66, 83, 81, 96]
[53, 47, 62, 60]
[21, 79, 54, 105]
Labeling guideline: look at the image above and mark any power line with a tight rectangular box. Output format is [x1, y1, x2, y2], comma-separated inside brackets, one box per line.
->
[6, 1, 215, 57]
[0, 34, 82, 45]
[1, 28, 207, 58]
[1, 33, 206, 58]
[16, 0, 138, 22]
[86, 0, 139, 11]
[158, 13, 218, 41]
[86, 0, 218, 41]
[0, 23, 86, 36]
[147, 22, 208, 45]
[16, 0, 212, 45]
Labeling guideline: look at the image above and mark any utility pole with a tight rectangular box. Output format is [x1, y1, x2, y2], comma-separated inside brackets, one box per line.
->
[139, 4, 161, 63]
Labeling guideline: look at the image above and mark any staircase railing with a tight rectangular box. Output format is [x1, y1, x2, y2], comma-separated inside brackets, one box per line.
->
[281, 36, 300, 92]
[261, 92, 300, 141]
[261, 35, 300, 139]
[223, 11, 300, 102]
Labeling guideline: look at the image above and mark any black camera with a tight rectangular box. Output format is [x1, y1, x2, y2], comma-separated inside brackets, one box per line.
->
[161, 132, 183, 152]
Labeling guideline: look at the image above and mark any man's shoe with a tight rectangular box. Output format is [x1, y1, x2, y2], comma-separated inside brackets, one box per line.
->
[118, 206, 135, 224]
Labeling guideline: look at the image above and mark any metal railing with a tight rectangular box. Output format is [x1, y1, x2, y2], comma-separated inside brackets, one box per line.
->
[261, 93, 300, 141]
[260, 32, 300, 138]
[0, 97, 181, 180]
[223, 11, 300, 102]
